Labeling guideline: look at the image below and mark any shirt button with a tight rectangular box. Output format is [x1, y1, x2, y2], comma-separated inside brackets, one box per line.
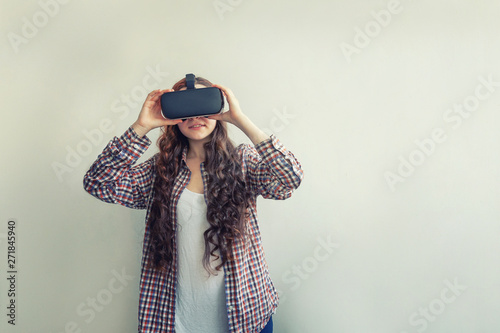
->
[228, 305, 234, 311]
[267, 148, 273, 153]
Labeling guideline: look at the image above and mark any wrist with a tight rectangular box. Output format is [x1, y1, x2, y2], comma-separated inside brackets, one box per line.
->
[234, 114, 269, 145]
[132, 121, 151, 138]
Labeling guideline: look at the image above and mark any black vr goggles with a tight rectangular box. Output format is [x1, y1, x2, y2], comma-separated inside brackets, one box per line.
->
[160, 73, 224, 120]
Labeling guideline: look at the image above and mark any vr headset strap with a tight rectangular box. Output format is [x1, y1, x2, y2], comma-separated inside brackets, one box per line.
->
[186, 73, 195, 89]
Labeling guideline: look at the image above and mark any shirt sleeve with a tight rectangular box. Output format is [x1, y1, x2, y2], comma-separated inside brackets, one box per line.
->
[83, 127, 156, 210]
[239, 134, 304, 199]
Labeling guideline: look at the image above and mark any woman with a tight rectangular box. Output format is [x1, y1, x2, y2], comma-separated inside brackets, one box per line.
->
[83, 75, 304, 333]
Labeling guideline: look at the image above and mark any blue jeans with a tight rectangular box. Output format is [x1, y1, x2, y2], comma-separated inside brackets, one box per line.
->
[260, 316, 273, 333]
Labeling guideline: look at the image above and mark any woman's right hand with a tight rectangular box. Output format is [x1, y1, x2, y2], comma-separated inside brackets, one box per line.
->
[132, 89, 182, 137]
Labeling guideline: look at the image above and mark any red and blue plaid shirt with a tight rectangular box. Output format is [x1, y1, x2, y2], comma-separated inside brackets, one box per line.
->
[83, 127, 303, 332]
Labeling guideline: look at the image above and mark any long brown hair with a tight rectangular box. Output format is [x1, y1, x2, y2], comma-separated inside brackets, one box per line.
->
[147, 76, 250, 274]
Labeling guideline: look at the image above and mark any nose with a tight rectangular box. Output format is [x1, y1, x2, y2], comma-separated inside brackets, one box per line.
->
[182, 117, 200, 122]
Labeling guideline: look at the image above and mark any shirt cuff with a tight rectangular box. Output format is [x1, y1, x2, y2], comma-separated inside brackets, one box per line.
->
[254, 134, 286, 160]
[109, 127, 152, 163]
[123, 126, 152, 147]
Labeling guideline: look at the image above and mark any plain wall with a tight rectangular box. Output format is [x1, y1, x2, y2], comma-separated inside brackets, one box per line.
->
[1, 0, 500, 332]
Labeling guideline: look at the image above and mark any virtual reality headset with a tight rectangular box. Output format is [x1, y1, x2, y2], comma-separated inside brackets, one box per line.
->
[160, 73, 225, 120]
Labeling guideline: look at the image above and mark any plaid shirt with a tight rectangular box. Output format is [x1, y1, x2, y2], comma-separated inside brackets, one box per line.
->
[83, 127, 303, 332]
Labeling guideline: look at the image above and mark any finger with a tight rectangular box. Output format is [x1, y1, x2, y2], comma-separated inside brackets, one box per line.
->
[208, 110, 231, 122]
[146, 89, 161, 101]
[149, 89, 170, 96]
[207, 114, 223, 121]
[213, 84, 237, 107]
[161, 118, 183, 125]
[213, 84, 234, 98]
[213, 84, 226, 96]
[150, 89, 168, 102]
[152, 89, 173, 101]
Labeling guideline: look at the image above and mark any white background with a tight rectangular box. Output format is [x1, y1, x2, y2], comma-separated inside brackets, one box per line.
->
[1, 0, 500, 332]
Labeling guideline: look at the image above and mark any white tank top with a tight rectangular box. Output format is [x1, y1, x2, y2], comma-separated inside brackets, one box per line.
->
[175, 187, 229, 333]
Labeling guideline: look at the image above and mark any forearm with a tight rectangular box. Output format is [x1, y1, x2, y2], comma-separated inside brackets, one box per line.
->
[243, 135, 304, 199]
[233, 114, 269, 146]
[83, 127, 152, 208]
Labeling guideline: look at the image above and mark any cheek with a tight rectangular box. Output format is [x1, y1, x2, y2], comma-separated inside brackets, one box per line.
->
[177, 123, 188, 135]
[207, 120, 217, 131]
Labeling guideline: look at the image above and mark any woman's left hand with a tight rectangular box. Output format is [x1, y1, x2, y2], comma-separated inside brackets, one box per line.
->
[207, 84, 246, 126]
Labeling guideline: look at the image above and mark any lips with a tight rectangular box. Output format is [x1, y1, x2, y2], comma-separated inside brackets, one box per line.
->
[188, 124, 205, 129]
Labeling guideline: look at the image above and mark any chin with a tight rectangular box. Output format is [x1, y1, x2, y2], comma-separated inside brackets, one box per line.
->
[185, 132, 213, 142]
